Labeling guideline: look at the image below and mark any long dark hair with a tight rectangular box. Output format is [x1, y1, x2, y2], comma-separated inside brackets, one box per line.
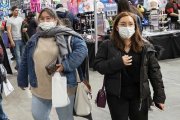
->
[111, 12, 144, 53]
[116, 0, 131, 13]
[116, 0, 143, 19]
[38, 8, 61, 25]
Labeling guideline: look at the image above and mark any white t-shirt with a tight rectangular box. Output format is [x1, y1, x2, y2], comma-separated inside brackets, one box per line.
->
[6, 16, 23, 40]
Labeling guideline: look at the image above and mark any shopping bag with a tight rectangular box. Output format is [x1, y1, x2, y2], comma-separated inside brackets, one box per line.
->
[3, 79, 14, 96]
[74, 81, 92, 116]
[52, 72, 70, 107]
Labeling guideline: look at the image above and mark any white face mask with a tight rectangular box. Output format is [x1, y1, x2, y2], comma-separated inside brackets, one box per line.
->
[38, 21, 56, 31]
[118, 26, 135, 39]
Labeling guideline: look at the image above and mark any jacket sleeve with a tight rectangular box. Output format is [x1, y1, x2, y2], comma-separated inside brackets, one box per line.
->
[17, 44, 29, 87]
[62, 36, 88, 72]
[93, 41, 124, 74]
[0, 44, 4, 63]
[148, 51, 166, 104]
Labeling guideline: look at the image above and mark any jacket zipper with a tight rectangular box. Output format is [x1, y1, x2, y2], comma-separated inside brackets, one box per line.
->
[139, 98, 143, 111]
[139, 47, 146, 111]
[118, 72, 121, 98]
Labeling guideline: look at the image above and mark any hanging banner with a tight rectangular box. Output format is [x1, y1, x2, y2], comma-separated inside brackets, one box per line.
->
[103, 3, 117, 11]
[30, 0, 41, 12]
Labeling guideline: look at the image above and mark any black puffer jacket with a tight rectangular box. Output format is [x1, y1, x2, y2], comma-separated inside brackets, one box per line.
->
[94, 40, 166, 104]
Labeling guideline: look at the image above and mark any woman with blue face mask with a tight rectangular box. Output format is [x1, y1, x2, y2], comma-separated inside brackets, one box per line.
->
[94, 12, 166, 120]
[17, 8, 88, 120]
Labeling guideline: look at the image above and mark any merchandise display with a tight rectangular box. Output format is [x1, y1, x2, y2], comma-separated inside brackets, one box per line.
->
[75, 12, 105, 43]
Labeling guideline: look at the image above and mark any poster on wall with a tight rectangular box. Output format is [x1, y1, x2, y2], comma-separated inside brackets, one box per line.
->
[144, 0, 167, 10]
[0, 0, 10, 18]
[67, 0, 117, 14]
[158, 0, 167, 10]
[30, 0, 41, 12]
[77, 0, 94, 13]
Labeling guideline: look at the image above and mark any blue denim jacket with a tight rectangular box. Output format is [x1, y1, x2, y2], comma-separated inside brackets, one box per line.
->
[17, 34, 88, 88]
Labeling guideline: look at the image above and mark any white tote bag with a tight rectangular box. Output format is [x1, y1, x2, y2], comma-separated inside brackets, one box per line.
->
[74, 81, 92, 116]
[52, 72, 70, 107]
[3, 79, 14, 96]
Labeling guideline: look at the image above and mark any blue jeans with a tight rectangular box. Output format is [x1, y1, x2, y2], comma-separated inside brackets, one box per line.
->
[0, 94, 8, 120]
[32, 95, 75, 120]
[14, 40, 25, 69]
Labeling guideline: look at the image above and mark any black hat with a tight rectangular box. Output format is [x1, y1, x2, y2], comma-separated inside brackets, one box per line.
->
[56, 4, 63, 9]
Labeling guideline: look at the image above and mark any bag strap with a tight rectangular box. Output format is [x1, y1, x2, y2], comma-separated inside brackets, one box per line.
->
[67, 36, 81, 83]
[102, 79, 105, 90]
[67, 35, 72, 53]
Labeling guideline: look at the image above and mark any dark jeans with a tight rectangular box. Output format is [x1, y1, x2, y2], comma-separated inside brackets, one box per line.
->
[14, 40, 25, 69]
[0, 94, 8, 120]
[107, 94, 148, 120]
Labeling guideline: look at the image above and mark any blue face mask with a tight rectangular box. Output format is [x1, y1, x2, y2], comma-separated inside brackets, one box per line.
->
[38, 22, 57, 31]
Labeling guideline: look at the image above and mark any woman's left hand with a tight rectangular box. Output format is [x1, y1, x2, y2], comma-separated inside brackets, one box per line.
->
[156, 103, 165, 110]
[56, 64, 64, 72]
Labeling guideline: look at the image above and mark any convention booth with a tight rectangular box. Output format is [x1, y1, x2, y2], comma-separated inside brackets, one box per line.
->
[72, 0, 180, 67]
[143, 30, 180, 60]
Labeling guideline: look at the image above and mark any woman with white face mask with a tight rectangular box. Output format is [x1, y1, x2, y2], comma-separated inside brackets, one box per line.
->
[17, 8, 88, 120]
[94, 12, 166, 120]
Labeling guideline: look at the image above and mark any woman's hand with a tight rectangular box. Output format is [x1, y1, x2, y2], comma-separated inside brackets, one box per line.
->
[56, 64, 64, 72]
[158, 103, 165, 110]
[122, 55, 132, 66]
[155, 103, 165, 110]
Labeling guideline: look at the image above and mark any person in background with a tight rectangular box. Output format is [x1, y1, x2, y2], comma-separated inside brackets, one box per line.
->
[4, 14, 16, 61]
[6, 6, 26, 70]
[0, 44, 9, 120]
[94, 12, 166, 120]
[0, 17, 13, 74]
[26, 12, 37, 38]
[17, 8, 88, 120]
[56, 4, 79, 29]
[21, 18, 29, 44]
[165, 0, 179, 24]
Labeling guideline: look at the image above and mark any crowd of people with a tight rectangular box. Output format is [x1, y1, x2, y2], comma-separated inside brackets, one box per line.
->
[0, 0, 174, 119]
